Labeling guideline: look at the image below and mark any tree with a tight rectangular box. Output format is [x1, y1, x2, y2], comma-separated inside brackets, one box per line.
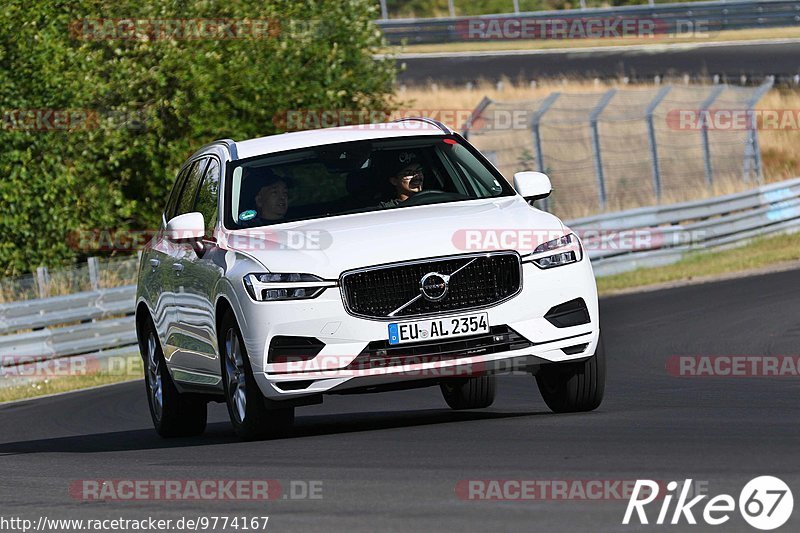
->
[0, 0, 396, 275]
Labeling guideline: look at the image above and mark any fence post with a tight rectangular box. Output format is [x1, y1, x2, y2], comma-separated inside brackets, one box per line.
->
[36, 266, 50, 299]
[531, 92, 560, 174]
[462, 96, 493, 140]
[742, 77, 774, 184]
[699, 85, 725, 189]
[530, 92, 560, 212]
[87, 256, 100, 291]
[645, 85, 672, 202]
[590, 89, 617, 210]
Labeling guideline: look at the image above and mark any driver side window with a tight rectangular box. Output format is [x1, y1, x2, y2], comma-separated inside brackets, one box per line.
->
[164, 166, 190, 223]
[194, 158, 220, 233]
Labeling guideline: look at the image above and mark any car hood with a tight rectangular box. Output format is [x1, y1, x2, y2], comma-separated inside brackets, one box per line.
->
[221, 197, 565, 278]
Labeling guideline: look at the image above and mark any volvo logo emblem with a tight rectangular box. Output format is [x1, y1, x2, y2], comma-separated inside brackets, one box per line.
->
[420, 272, 449, 302]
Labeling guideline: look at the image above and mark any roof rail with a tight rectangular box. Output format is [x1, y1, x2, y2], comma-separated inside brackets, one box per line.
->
[217, 138, 238, 160]
[392, 117, 452, 134]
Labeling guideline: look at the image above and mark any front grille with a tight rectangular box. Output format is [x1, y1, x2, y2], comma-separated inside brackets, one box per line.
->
[345, 325, 531, 370]
[340, 252, 522, 319]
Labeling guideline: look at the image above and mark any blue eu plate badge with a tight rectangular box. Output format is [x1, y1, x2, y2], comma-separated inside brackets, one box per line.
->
[388, 323, 400, 345]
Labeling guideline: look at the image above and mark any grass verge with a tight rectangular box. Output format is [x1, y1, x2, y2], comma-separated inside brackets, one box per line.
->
[388, 26, 800, 55]
[0, 360, 143, 403]
[597, 231, 800, 295]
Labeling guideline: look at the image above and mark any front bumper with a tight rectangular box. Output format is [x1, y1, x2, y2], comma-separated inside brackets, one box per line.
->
[239, 260, 599, 400]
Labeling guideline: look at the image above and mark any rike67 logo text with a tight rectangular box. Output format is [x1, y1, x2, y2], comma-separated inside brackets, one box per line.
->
[623, 477, 793, 530]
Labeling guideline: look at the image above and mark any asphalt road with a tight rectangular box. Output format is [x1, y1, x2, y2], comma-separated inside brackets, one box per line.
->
[396, 40, 800, 85]
[1, 268, 800, 532]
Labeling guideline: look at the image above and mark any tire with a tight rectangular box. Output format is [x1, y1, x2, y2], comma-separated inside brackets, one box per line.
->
[440, 375, 496, 410]
[219, 312, 294, 440]
[536, 334, 606, 413]
[139, 318, 207, 437]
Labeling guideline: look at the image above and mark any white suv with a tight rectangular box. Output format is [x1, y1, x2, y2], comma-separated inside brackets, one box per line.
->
[135, 118, 604, 440]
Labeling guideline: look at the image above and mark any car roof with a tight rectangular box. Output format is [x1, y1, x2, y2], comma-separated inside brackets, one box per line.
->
[232, 120, 451, 161]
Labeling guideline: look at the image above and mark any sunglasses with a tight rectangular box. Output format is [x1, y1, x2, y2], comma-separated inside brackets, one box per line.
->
[397, 168, 424, 180]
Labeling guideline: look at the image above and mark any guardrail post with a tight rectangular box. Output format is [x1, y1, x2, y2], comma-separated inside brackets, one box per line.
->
[36, 266, 50, 299]
[699, 85, 725, 189]
[590, 89, 617, 210]
[742, 77, 773, 184]
[462, 96, 493, 140]
[87, 257, 100, 291]
[645, 86, 672, 202]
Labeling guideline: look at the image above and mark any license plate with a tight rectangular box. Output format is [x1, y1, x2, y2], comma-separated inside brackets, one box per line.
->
[388, 312, 489, 345]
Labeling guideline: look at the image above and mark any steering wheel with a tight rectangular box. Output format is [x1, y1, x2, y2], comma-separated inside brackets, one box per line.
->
[402, 189, 462, 206]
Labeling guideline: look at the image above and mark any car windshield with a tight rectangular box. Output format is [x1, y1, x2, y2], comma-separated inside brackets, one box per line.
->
[224, 135, 515, 229]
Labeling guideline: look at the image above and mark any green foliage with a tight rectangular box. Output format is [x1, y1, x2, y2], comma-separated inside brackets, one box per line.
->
[0, 0, 396, 275]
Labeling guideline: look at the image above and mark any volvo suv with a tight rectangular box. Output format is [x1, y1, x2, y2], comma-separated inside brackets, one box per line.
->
[135, 118, 605, 440]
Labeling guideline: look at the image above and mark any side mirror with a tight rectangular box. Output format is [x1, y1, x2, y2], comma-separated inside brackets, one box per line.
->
[513, 171, 552, 202]
[166, 212, 205, 253]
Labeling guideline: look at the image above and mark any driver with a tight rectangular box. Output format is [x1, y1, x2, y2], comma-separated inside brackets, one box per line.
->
[239, 169, 292, 227]
[379, 161, 425, 208]
[254, 172, 290, 221]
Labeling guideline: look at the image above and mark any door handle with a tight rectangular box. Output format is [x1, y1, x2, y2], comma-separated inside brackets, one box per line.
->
[172, 263, 184, 274]
[149, 259, 160, 269]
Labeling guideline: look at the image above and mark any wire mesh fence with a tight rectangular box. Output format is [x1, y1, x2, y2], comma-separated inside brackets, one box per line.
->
[0, 255, 140, 303]
[464, 80, 773, 218]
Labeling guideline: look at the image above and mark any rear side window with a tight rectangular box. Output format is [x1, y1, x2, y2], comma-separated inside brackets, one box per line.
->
[194, 158, 220, 232]
[175, 159, 209, 217]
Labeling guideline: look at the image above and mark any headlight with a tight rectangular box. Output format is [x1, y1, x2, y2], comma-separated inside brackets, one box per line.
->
[243, 273, 336, 302]
[524, 233, 583, 269]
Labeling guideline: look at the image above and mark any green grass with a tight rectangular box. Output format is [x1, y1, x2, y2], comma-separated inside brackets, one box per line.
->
[597, 231, 800, 295]
[0, 359, 143, 403]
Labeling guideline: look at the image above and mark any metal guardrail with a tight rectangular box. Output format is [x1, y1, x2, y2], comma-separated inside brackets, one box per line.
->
[0, 286, 135, 335]
[377, 0, 800, 44]
[2, 177, 800, 371]
[573, 176, 800, 275]
[0, 285, 137, 363]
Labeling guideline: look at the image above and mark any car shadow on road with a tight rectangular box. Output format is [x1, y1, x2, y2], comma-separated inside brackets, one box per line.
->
[0, 408, 549, 455]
